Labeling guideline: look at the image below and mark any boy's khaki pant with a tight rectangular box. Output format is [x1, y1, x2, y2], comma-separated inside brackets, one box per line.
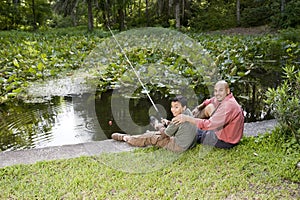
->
[126, 131, 184, 153]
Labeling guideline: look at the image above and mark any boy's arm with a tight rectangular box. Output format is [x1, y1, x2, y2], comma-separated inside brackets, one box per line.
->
[163, 122, 179, 137]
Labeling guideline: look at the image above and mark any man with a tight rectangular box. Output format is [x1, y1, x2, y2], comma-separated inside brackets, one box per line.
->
[111, 95, 197, 153]
[172, 80, 244, 149]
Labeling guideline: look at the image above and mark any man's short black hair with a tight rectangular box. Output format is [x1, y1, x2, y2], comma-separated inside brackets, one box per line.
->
[171, 95, 187, 107]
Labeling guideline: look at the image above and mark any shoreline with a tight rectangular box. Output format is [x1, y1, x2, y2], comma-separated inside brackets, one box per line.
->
[0, 119, 278, 168]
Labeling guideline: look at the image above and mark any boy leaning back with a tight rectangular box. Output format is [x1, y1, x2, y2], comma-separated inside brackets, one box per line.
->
[111, 95, 197, 153]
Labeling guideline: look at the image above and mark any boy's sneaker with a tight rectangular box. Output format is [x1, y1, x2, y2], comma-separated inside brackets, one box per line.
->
[111, 133, 127, 141]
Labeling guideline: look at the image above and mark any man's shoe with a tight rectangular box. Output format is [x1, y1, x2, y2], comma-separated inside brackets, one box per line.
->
[111, 133, 127, 141]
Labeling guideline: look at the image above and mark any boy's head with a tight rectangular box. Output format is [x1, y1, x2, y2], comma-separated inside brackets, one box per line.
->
[170, 95, 187, 117]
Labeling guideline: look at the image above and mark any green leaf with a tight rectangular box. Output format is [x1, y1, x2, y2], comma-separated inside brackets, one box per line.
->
[37, 62, 44, 71]
[13, 59, 19, 68]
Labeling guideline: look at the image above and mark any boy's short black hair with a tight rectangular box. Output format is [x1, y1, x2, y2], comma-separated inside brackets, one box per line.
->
[171, 95, 187, 107]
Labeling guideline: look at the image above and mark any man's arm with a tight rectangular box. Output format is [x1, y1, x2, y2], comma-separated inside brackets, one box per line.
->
[173, 102, 228, 131]
[172, 114, 200, 126]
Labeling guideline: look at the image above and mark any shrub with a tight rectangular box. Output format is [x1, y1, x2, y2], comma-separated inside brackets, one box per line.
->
[279, 27, 300, 42]
[265, 65, 300, 150]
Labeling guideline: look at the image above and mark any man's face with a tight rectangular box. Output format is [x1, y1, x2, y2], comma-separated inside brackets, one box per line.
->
[171, 101, 185, 117]
[214, 83, 230, 102]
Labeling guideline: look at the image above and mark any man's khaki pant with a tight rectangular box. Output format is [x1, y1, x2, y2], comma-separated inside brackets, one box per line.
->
[126, 131, 184, 153]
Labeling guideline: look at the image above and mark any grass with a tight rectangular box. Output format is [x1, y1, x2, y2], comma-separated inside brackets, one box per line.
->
[0, 136, 299, 199]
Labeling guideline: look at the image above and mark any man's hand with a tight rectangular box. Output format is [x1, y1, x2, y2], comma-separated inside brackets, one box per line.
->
[172, 114, 188, 125]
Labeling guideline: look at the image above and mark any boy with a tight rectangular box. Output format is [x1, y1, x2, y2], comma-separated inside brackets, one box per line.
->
[111, 95, 197, 153]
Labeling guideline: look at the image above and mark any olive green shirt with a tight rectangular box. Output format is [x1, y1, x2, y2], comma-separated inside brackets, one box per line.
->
[165, 108, 197, 150]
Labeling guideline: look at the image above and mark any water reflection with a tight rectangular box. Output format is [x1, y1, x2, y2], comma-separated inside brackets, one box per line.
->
[0, 91, 171, 152]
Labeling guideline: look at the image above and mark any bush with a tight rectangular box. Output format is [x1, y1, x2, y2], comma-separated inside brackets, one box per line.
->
[265, 65, 300, 150]
[279, 27, 300, 42]
[271, 0, 300, 28]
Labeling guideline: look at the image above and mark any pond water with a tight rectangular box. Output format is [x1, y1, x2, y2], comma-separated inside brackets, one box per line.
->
[0, 90, 173, 152]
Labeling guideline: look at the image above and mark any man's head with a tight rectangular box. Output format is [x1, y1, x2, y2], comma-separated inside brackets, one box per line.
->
[214, 80, 230, 102]
[170, 95, 187, 117]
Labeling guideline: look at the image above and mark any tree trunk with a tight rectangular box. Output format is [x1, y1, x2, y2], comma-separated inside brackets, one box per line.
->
[168, 0, 173, 17]
[281, 0, 285, 13]
[175, 0, 180, 29]
[87, 0, 94, 31]
[118, 8, 125, 31]
[236, 0, 240, 26]
[103, 0, 111, 28]
[157, 0, 163, 17]
[71, 0, 80, 26]
[138, 0, 141, 17]
[145, 0, 149, 26]
[31, 0, 37, 30]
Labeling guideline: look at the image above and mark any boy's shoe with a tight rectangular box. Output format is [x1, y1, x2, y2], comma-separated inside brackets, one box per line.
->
[111, 133, 127, 141]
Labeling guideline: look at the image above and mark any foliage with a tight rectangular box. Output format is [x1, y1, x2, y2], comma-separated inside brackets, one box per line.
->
[279, 27, 300, 42]
[190, 32, 300, 121]
[265, 65, 300, 146]
[0, 0, 52, 30]
[1, 27, 300, 123]
[270, 0, 300, 28]
[0, 28, 107, 103]
[241, 2, 273, 27]
[1, 0, 300, 31]
[0, 137, 299, 199]
[189, 0, 236, 31]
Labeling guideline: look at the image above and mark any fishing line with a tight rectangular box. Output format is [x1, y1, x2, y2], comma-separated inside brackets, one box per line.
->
[107, 25, 161, 117]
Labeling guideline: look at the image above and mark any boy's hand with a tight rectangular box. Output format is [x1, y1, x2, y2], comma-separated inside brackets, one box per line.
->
[161, 118, 170, 126]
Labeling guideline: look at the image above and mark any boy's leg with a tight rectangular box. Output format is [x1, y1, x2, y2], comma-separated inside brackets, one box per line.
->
[126, 131, 161, 147]
[117, 131, 184, 152]
[161, 137, 184, 152]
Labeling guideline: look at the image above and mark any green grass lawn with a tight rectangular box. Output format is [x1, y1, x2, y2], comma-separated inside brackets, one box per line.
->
[0, 136, 299, 199]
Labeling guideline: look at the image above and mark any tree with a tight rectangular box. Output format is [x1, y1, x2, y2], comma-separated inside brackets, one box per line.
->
[175, 0, 180, 29]
[236, 0, 240, 26]
[87, 0, 93, 31]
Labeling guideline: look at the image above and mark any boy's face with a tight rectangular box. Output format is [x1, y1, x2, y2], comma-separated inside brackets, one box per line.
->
[171, 101, 186, 117]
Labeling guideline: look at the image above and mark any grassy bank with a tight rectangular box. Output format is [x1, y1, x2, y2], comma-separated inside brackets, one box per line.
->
[0, 136, 299, 199]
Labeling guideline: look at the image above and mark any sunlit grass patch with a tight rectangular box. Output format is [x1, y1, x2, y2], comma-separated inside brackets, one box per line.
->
[0, 136, 299, 199]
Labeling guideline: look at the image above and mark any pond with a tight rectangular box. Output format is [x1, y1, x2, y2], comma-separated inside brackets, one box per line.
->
[0, 90, 175, 152]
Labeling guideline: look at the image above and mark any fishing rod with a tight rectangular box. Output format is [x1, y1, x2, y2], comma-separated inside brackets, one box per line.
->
[106, 25, 161, 117]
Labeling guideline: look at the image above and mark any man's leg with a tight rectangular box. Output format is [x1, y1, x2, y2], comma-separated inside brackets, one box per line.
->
[196, 129, 214, 144]
[197, 129, 236, 149]
[205, 104, 216, 118]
